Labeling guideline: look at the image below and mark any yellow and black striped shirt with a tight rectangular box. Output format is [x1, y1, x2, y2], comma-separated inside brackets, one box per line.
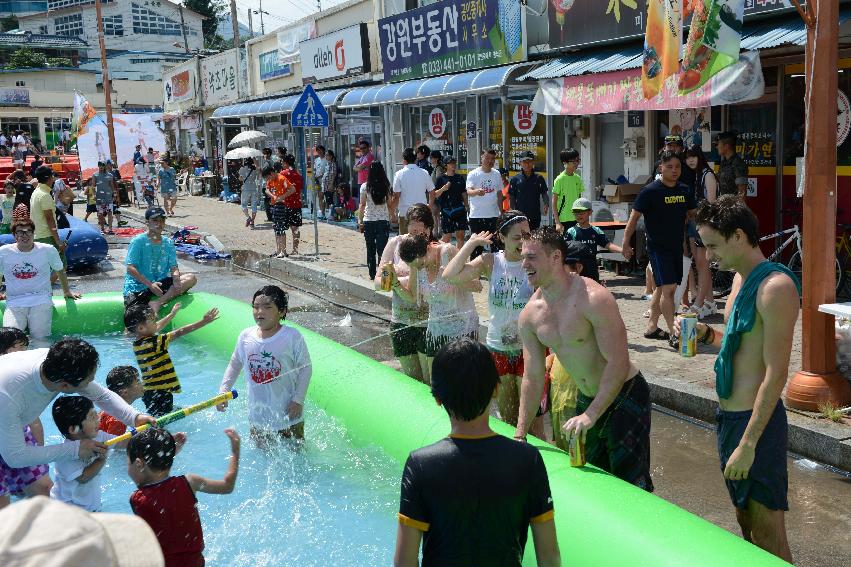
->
[133, 333, 181, 393]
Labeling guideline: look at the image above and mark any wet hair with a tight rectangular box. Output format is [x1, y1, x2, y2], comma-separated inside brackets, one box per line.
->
[253, 285, 288, 314]
[52, 395, 93, 438]
[560, 148, 579, 163]
[497, 209, 529, 237]
[695, 195, 760, 247]
[685, 144, 710, 172]
[10, 218, 35, 233]
[405, 203, 435, 231]
[42, 338, 99, 386]
[659, 150, 682, 164]
[127, 427, 176, 471]
[402, 148, 416, 164]
[283, 154, 296, 167]
[527, 226, 568, 263]
[124, 304, 153, 332]
[366, 162, 390, 205]
[431, 338, 499, 421]
[261, 165, 275, 177]
[398, 234, 430, 263]
[0, 326, 28, 354]
[35, 165, 54, 183]
[106, 366, 140, 393]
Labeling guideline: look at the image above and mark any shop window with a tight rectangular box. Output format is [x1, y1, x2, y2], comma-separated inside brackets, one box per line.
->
[486, 97, 503, 166]
[54, 13, 83, 37]
[507, 101, 546, 176]
[728, 103, 776, 168]
[456, 102, 468, 167]
[132, 2, 182, 36]
[416, 103, 454, 158]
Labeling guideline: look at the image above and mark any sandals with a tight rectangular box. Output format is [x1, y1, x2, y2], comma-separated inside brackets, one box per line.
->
[643, 328, 670, 340]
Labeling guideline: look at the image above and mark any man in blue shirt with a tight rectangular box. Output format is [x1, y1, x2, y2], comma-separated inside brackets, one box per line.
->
[157, 160, 178, 217]
[123, 207, 196, 311]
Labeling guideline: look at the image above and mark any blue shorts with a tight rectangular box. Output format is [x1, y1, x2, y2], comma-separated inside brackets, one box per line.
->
[716, 400, 789, 511]
[648, 249, 683, 286]
[687, 220, 704, 247]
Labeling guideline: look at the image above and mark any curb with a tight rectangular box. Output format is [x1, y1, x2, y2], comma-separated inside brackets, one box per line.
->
[120, 209, 851, 472]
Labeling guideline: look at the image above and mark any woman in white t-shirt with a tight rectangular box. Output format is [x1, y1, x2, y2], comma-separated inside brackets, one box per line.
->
[357, 162, 396, 280]
[0, 219, 80, 340]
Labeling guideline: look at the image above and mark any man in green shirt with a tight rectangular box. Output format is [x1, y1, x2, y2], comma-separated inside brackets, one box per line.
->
[552, 148, 584, 233]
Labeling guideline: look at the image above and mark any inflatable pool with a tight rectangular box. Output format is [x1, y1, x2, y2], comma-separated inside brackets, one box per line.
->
[0, 215, 108, 271]
[16, 292, 788, 566]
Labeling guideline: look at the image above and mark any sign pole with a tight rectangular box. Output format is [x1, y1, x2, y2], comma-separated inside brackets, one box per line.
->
[313, 127, 320, 258]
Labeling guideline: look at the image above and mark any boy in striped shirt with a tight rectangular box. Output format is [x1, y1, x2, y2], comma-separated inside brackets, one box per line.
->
[124, 302, 219, 416]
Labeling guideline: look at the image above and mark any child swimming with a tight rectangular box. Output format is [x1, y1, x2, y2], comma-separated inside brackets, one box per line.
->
[218, 285, 312, 446]
[128, 427, 239, 567]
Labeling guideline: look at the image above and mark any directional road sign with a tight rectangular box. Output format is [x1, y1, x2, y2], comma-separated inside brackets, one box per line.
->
[292, 84, 328, 128]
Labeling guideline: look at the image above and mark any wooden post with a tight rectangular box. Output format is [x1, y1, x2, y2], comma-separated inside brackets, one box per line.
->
[786, 0, 851, 410]
[94, 0, 117, 165]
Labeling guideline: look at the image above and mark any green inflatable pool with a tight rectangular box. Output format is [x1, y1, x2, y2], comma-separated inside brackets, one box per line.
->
[11, 292, 788, 566]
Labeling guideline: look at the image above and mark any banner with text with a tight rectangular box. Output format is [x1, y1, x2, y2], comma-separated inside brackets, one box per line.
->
[378, 0, 526, 83]
[300, 24, 370, 84]
[201, 50, 238, 107]
[277, 21, 317, 64]
[259, 50, 292, 81]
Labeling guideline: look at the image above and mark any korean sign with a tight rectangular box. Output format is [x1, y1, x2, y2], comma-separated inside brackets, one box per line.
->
[743, 0, 803, 16]
[259, 50, 292, 81]
[0, 87, 29, 106]
[278, 21, 317, 64]
[549, 0, 645, 50]
[508, 104, 546, 174]
[163, 60, 196, 106]
[378, 0, 526, 83]
[300, 24, 370, 84]
[201, 50, 238, 107]
[736, 131, 775, 167]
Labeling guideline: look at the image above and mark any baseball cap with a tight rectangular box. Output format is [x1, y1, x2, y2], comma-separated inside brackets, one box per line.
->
[520, 151, 535, 161]
[0, 496, 164, 567]
[664, 135, 684, 146]
[144, 207, 167, 220]
[571, 197, 593, 211]
[443, 155, 457, 164]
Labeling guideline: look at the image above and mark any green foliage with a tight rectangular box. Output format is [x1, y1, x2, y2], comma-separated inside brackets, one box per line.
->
[0, 15, 18, 32]
[183, 0, 226, 48]
[5, 48, 70, 69]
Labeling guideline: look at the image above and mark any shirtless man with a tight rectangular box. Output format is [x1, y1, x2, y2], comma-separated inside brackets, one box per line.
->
[514, 227, 653, 490]
[686, 196, 798, 561]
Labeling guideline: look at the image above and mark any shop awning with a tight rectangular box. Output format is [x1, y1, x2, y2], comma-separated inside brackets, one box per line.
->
[211, 87, 349, 119]
[517, 47, 643, 81]
[741, 8, 851, 50]
[339, 64, 525, 109]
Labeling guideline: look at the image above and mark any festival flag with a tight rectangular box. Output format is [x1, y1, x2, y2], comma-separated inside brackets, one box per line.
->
[641, 0, 683, 100]
[70, 92, 101, 140]
[679, 0, 745, 94]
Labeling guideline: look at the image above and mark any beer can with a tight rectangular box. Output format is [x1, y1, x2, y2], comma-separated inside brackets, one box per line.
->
[680, 313, 698, 358]
[569, 434, 586, 467]
[380, 267, 393, 292]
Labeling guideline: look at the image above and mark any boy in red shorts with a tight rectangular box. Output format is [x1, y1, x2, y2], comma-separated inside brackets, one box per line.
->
[98, 366, 144, 436]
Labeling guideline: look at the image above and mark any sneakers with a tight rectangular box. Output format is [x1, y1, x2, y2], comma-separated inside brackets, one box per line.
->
[698, 301, 718, 319]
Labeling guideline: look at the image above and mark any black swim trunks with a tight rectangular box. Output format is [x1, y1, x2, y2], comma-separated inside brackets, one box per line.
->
[575, 372, 654, 492]
[124, 277, 174, 308]
[440, 206, 469, 235]
[648, 249, 683, 287]
[390, 323, 427, 357]
[716, 399, 789, 511]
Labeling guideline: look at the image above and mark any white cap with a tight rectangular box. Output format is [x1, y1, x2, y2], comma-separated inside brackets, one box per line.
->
[0, 497, 164, 567]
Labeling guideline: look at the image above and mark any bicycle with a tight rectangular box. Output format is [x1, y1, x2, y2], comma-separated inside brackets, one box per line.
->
[711, 224, 845, 297]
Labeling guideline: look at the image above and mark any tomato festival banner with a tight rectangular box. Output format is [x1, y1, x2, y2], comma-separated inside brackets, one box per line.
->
[679, 0, 744, 95]
[531, 50, 764, 116]
[378, 0, 526, 83]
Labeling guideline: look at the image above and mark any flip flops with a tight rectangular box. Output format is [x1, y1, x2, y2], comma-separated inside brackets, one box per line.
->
[643, 328, 670, 341]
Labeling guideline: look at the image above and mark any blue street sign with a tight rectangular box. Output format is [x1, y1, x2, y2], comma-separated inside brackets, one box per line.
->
[292, 84, 328, 128]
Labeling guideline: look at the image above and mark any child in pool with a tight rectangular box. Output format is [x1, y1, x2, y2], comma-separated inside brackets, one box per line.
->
[49, 396, 121, 511]
[128, 427, 239, 567]
[98, 366, 145, 436]
[0, 327, 52, 509]
[218, 285, 312, 446]
[124, 302, 219, 417]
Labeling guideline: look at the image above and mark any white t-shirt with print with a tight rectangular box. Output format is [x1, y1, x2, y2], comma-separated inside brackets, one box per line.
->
[465, 167, 503, 219]
[50, 430, 115, 512]
[220, 325, 312, 430]
[0, 243, 63, 308]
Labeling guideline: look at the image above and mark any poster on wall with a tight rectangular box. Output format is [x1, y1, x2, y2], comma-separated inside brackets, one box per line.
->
[278, 21, 317, 64]
[669, 107, 711, 152]
[259, 50, 292, 81]
[77, 113, 165, 179]
[378, 0, 526, 83]
[417, 106, 454, 157]
[201, 50, 238, 107]
[508, 103, 546, 175]
[163, 68, 195, 105]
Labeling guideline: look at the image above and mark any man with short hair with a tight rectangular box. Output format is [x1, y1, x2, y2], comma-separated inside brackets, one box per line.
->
[508, 151, 549, 230]
[515, 227, 653, 491]
[394, 338, 560, 567]
[691, 196, 799, 562]
[657, 135, 695, 189]
[466, 149, 504, 257]
[124, 207, 197, 312]
[353, 139, 374, 193]
[622, 151, 696, 341]
[29, 166, 65, 261]
[552, 148, 583, 233]
[392, 148, 434, 235]
[90, 161, 116, 235]
[415, 145, 432, 174]
[716, 131, 749, 198]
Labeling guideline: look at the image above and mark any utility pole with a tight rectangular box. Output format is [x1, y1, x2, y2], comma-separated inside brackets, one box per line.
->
[230, 0, 241, 99]
[94, 0, 117, 165]
[247, 7, 253, 38]
[259, 0, 265, 35]
[178, 4, 190, 53]
[317, 0, 322, 11]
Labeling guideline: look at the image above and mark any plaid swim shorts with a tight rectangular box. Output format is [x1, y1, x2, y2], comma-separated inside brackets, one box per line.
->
[0, 425, 50, 497]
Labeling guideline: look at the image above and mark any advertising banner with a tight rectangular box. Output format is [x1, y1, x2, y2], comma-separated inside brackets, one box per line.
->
[532, 51, 764, 115]
[0, 87, 29, 106]
[77, 113, 165, 179]
[378, 0, 526, 83]
[163, 65, 195, 106]
[259, 50, 292, 81]
[201, 50, 238, 107]
[549, 0, 645, 50]
[300, 24, 370, 84]
[277, 21, 317, 64]
[508, 103, 546, 174]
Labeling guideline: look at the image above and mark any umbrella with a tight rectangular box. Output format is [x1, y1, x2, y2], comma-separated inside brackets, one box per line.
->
[224, 147, 263, 159]
[228, 130, 268, 148]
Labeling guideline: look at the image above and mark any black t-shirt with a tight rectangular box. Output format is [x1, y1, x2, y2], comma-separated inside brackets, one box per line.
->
[399, 434, 554, 567]
[508, 172, 548, 221]
[564, 224, 610, 281]
[633, 179, 696, 253]
[435, 173, 466, 211]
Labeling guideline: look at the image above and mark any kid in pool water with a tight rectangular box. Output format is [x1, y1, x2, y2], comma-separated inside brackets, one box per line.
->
[218, 285, 312, 446]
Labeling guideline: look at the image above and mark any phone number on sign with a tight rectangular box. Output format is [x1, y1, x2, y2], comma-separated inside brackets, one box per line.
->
[420, 51, 503, 75]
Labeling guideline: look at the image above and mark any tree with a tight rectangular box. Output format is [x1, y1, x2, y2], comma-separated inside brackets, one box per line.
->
[183, 0, 226, 48]
[5, 48, 72, 70]
[0, 15, 18, 32]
